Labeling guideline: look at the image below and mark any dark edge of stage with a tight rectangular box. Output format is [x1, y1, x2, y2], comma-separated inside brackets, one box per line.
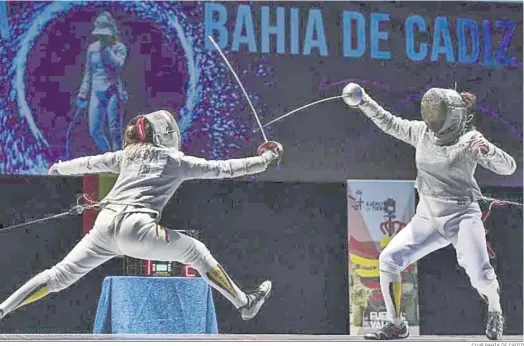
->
[0, 334, 522, 341]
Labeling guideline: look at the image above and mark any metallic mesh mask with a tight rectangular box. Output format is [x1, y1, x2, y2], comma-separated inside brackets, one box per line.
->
[143, 110, 181, 150]
[420, 88, 467, 145]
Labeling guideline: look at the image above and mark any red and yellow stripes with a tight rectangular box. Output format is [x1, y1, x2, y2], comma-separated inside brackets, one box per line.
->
[82, 174, 118, 234]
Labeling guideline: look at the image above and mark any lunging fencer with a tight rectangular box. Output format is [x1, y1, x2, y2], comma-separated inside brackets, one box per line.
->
[342, 84, 516, 341]
[0, 110, 283, 322]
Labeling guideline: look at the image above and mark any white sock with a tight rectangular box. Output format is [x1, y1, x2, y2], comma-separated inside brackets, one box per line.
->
[479, 282, 502, 312]
[380, 270, 403, 325]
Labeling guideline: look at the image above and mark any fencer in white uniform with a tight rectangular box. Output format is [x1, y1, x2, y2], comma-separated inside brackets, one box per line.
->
[342, 84, 516, 341]
[0, 110, 283, 322]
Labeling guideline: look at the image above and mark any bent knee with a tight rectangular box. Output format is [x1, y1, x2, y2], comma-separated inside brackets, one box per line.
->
[184, 239, 211, 263]
[45, 263, 84, 293]
[379, 248, 405, 273]
[460, 262, 497, 289]
[41, 268, 64, 293]
[182, 238, 217, 272]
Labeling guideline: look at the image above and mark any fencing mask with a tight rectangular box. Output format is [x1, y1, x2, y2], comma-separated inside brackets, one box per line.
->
[420, 88, 467, 145]
[143, 110, 181, 150]
[92, 12, 118, 37]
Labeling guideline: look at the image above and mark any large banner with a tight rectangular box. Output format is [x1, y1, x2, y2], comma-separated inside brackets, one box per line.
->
[347, 180, 418, 335]
[0, 2, 522, 187]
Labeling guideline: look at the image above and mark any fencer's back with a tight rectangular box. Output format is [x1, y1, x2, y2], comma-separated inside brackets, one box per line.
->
[101, 143, 273, 218]
[102, 146, 184, 218]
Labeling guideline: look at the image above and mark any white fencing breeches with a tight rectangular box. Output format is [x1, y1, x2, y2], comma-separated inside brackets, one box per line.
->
[377, 195, 501, 322]
[380, 194, 497, 292]
[44, 207, 238, 291]
[0, 206, 248, 317]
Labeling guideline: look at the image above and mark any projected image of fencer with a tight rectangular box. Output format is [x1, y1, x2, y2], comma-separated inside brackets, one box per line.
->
[0, 110, 283, 324]
[342, 83, 516, 341]
[77, 12, 128, 153]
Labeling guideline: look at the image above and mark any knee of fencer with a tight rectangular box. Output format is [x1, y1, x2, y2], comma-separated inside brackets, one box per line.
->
[478, 277, 500, 293]
[463, 264, 497, 290]
[185, 240, 214, 271]
[45, 263, 79, 293]
[475, 269, 498, 290]
[40, 268, 63, 293]
[378, 249, 403, 273]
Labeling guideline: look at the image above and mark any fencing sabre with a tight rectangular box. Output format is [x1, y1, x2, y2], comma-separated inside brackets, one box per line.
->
[256, 94, 350, 131]
[0, 195, 100, 233]
[207, 36, 269, 143]
[256, 81, 459, 130]
[207, 39, 364, 145]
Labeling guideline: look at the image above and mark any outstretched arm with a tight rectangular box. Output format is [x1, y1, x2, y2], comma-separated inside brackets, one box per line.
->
[179, 151, 279, 180]
[469, 132, 516, 175]
[51, 151, 123, 176]
[357, 91, 426, 147]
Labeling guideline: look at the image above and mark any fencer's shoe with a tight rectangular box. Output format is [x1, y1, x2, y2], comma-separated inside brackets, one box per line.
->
[486, 311, 504, 340]
[364, 321, 409, 340]
[239, 280, 272, 321]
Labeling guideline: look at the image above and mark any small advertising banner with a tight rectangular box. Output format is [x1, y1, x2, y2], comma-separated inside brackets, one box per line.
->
[347, 180, 419, 335]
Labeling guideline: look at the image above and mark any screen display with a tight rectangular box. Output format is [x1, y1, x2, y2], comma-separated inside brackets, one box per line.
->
[154, 263, 168, 272]
[0, 2, 521, 187]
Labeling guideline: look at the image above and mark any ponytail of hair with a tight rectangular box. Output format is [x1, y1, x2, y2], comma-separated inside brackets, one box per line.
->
[123, 116, 152, 148]
[460, 92, 477, 110]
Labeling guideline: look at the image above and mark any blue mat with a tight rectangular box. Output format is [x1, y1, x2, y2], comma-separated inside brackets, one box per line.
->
[93, 276, 218, 334]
